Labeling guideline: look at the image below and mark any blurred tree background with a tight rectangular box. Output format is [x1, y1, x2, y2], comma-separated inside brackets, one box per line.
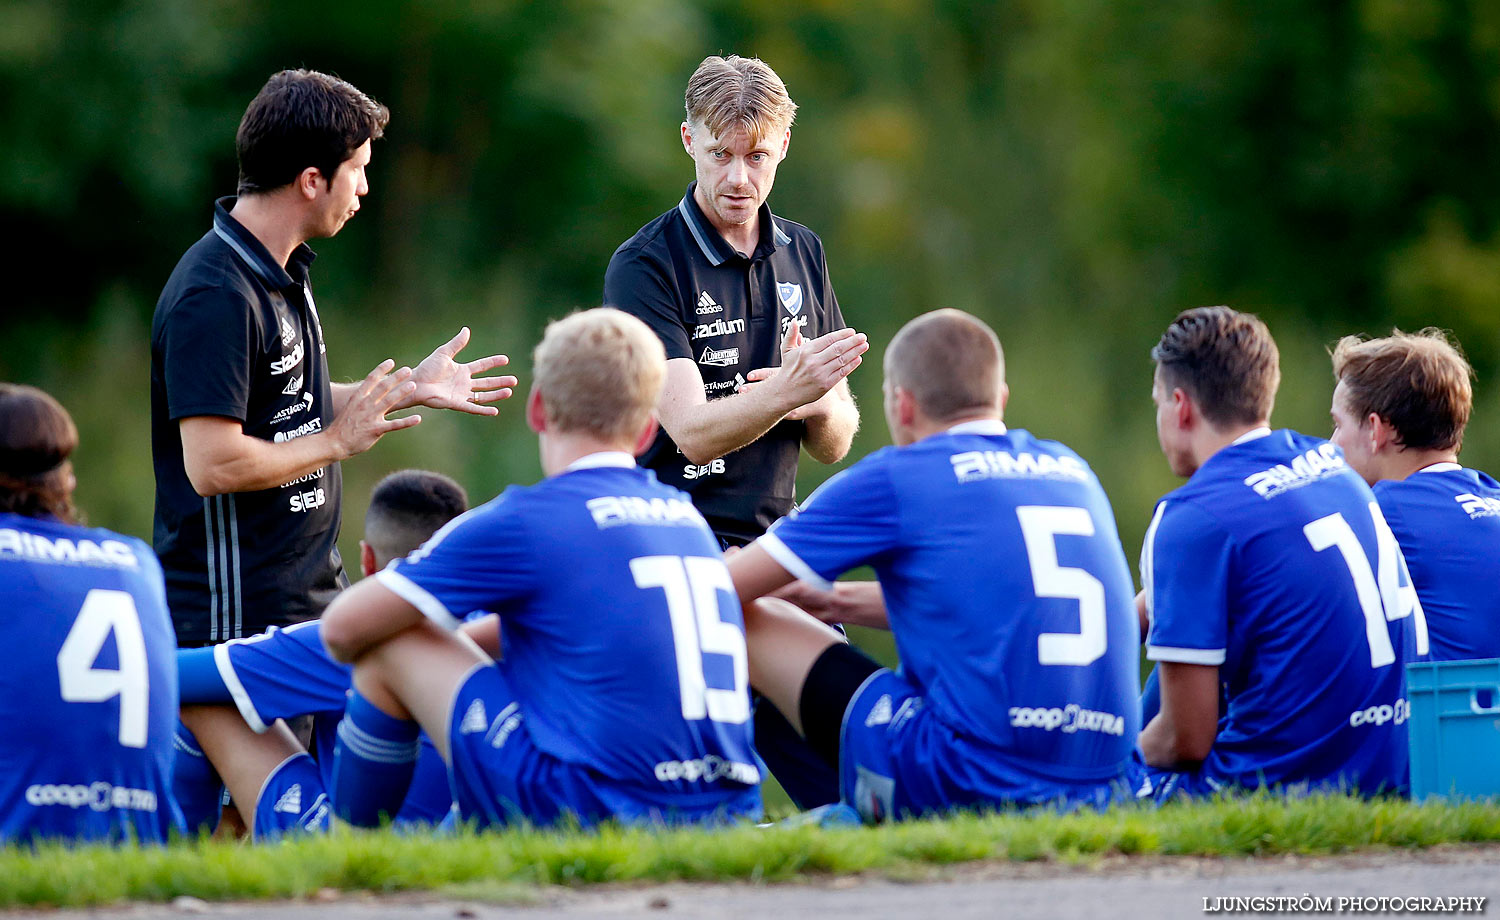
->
[6, 0, 1500, 631]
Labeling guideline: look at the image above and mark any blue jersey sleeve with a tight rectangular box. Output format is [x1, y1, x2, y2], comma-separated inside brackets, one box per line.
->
[375, 495, 535, 630]
[760, 457, 899, 588]
[1144, 498, 1232, 665]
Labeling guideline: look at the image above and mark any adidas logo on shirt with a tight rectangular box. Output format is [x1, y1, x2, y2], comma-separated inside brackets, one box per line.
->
[865, 694, 893, 727]
[460, 698, 488, 735]
[274, 784, 303, 815]
[696, 291, 723, 315]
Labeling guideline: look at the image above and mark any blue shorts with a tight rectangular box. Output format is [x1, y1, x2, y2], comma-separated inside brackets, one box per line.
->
[446, 664, 760, 829]
[841, 670, 1141, 822]
[252, 753, 331, 842]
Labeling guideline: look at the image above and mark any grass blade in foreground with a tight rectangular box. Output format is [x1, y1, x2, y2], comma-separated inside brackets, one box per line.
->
[2, 793, 1499, 909]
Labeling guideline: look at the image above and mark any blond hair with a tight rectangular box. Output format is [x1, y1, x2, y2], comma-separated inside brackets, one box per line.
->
[1331, 328, 1473, 452]
[885, 310, 1005, 422]
[533, 308, 666, 441]
[684, 55, 797, 143]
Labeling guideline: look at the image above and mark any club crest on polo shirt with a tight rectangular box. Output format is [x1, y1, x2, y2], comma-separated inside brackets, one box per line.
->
[777, 282, 803, 316]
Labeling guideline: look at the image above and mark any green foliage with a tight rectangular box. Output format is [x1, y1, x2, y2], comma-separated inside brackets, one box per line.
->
[5, 0, 1500, 579]
[2, 794, 1499, 908]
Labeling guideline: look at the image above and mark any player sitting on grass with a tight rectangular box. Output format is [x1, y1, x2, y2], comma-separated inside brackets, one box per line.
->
[320, 308, 762, 829]
[172, 470, 471, 839]
[1329, 329, 1497, 661]
[0, 384, 183, 845]
[1140, 306, 1426, 799]
[727, 309, 1144, 822]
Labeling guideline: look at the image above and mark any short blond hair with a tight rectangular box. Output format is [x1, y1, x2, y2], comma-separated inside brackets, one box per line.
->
[1331, 328, 1473, 452]
[533, 308, 666, 441]
[885, 310, 1005, 422]
[684, 55, 797, 143]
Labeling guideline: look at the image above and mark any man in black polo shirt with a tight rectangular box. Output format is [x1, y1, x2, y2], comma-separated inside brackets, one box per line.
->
[151, 70, 515, 648]
[603, 54, 868, 806]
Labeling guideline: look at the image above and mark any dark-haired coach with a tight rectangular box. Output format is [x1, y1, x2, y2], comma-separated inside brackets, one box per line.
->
[603, 55, 868, 808]
[151, 70, 516, 649]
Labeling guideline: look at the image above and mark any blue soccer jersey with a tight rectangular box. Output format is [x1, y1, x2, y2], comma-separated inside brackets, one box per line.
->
[1143, 429, 1426, 796]
[376, 453, 760, 817]
[762, 421, 1142, 803]
[1374, 464, 1500, 661]
[0, 514, 183, 844]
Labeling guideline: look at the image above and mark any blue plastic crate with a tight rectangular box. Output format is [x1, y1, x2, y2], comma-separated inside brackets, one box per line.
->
[1406, 658, 1500, 801]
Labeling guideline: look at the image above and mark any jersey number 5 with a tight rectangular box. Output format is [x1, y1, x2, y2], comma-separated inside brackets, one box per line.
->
[631, 555, 751, 725]
[1016, 505, 1108, 667]
[57, 589, 150, 748]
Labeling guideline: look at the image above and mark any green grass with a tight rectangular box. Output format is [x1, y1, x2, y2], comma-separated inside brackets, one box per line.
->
[2, 794, 1498, 908]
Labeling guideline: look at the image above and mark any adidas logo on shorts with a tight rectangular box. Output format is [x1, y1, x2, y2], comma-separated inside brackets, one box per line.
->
[274, 784, 303, 815]
[696, 291, 723, 315]
[460, 698, 488, 735]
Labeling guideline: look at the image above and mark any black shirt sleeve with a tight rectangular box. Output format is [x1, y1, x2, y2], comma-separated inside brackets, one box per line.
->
[604, 247, 692, 360]
[160, 287, 256, 422]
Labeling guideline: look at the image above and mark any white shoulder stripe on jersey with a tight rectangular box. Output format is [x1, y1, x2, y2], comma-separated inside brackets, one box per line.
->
[1146, 645, 1227, 666]
[375, 568, 461, 630]
[213, 641, 270, 733]
[1140, 500, 1168, 626]
[758, 532, 834, 591]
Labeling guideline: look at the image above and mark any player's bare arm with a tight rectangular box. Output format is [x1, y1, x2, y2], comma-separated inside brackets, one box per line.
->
[1139, 661, 1220, 769]
[774, 578, 888, 629]
[181, 360, 419, 495]
[661, 326, 868, 465]
[321, 577, 425, 664]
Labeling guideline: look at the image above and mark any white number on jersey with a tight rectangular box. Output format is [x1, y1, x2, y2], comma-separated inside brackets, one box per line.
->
[630, 555, 750, 724]
[1303, 501, 1430, 668]
[1016, 505, 1108, 666]
[56, 589, 150, 748]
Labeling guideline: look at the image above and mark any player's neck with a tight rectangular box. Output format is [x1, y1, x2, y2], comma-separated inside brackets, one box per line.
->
[538, 431, 637, 477]
[1193, 421, 1269, 469]
[230, 193, 309, 269]
[1378, 448, 1460, 482]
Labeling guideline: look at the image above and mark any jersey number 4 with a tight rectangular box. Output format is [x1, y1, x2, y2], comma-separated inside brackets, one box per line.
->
[57, 589, 150, 749]
[631, 555, 751, 725]
[1304, 502, 1429, 668]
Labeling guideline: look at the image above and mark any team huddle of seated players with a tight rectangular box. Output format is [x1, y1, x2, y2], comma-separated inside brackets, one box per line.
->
[2, 303, 1497, 845]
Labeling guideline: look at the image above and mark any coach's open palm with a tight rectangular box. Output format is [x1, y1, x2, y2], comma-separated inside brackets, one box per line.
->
[406, 326, 518, 415]
[744, 325, 867, 420]
[328, 360, 421, 458]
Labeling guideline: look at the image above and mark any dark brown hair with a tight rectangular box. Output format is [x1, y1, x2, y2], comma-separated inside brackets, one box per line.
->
[1331, 328, 1473, 452]
[363, 469, 468, 567]
[236, 69, 389, 195]
[0, 383, 79, 522]
[885, 309, 1005, 422]
[1152, 306, 1280, 427]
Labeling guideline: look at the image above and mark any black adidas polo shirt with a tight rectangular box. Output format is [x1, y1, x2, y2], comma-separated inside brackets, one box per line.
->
[150, 197, 347, 646]
[604, 183, 846, 544]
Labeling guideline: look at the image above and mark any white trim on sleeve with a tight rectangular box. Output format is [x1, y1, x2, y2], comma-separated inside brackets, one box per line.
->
[1146, 645, 1227, 666]
[758, 532, 834, 591]
[213, 641, 270, 734]
[376, 568, 462, 630]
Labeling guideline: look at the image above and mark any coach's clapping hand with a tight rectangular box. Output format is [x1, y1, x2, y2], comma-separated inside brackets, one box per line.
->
[329, 360, 421, 458]
[742, 324, 868, 419]
[403, 327, 517, 415]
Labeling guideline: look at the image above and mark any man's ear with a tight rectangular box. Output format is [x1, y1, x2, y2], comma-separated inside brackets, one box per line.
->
[997, 382, 1010, 415]
[778, 126, 791, 158]
[1172, 387, 1194, 431]
[526, 386, 546, 434]
[681, 121, 695, 156]
[1368, 412, 1397, 454]
[633, 414, 660, 456]
[359, 540, 377, 578]
[896, 386, 918, 428]
[296, 166, 323, 201]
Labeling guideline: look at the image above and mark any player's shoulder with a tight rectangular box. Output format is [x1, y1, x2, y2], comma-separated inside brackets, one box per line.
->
[0, 514, 157, 573]
[768, 214, 826, 257]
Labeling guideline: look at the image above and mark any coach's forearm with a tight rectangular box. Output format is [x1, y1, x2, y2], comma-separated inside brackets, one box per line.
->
[801, 386, 859, 464]
[182, 420, 346, 496]
[663, 383, 802, 466]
